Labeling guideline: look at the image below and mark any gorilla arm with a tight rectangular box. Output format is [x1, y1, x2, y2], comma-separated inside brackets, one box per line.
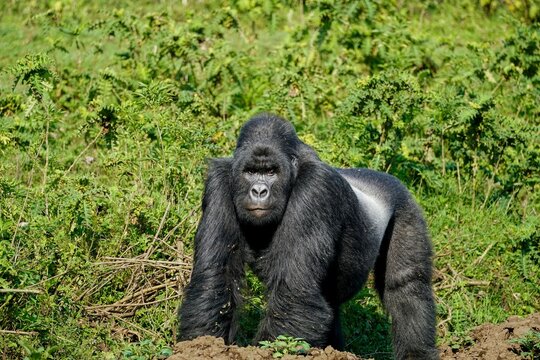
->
[178, 159, 244, 343]
[254, 162, 346, 347]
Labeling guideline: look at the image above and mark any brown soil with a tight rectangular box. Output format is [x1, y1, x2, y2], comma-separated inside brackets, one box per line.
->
[170, 313, 539, 360]
[169, 336, 363, 360]
[440, 313, 540, 360]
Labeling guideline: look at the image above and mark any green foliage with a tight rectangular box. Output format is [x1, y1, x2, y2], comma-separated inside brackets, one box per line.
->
[341, 288, 392, 358]
[336, 71, 425, 171]
[259, 335, 311, 358]
[9, 53, 56, 101]
[510, 330, 540, 359]
[0, 1, 538, 359]
[121, 339, 173, 360]
[236, 269, 267, 345]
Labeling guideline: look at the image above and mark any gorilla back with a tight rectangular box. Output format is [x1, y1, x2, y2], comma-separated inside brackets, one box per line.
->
[178, 114, 438, 360]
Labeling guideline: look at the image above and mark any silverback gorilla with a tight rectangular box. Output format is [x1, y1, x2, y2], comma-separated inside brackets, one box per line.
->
[178, 113, 438, 359]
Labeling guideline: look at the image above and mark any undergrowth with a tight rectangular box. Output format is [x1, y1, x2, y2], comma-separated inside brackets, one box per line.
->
[0, 1, 538, 359]
[510, 330, 540, 359]
[259, 335, 311, 358]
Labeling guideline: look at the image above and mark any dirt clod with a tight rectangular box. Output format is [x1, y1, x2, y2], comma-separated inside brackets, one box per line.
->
[169, 336, 363, 360]
[440, 313, 540, 360]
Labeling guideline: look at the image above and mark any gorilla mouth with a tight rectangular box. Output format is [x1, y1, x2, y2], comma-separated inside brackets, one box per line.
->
[247, 208, 271, 217]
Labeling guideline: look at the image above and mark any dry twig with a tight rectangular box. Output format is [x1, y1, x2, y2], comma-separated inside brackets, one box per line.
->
[0, 288, 42, 294]
[0, 329, 38, 336]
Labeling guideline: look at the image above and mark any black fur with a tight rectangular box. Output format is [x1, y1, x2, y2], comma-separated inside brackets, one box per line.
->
[178, 114, 438, 359]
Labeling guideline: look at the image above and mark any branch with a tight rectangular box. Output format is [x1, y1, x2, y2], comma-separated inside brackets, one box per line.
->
[0, 329, 38, 336]
[0, 288, 42, 294]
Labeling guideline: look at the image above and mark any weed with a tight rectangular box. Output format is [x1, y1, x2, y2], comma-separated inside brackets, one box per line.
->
[510, 330, 540, 359]
[260, 335, 311, 358]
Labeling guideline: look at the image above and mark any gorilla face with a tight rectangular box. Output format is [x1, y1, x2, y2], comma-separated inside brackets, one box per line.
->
[232, 143, 296, 227]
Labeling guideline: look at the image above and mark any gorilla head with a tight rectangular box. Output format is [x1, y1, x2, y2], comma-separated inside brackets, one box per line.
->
[231, 115, 299, 227]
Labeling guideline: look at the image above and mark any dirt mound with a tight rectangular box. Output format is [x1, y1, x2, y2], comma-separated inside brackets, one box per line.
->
[440, 313, 540, 360]
[170, 313, 539, 360]
[169, 336, 363, 360]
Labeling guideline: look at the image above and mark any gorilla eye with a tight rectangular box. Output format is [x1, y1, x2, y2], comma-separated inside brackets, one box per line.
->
[267, 169, 277, 176]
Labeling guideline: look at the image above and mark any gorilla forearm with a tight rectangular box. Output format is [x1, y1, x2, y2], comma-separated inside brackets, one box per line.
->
[256, 290, 334, 347]
[179, 161, 244, 342]
[179, 271, 235, 339]
[179, 245, 244, 342]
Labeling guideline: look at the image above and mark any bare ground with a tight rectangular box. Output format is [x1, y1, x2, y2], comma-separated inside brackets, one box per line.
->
[440, 313, 540, 360]
[170, 313, 539, 360]
[169, 336, 361, 360]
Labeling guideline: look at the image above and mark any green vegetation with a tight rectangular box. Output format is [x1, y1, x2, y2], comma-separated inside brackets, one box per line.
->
[0, 1, 538, 359]
[259, 335, 311, 358]
[510, 330, 540, 359]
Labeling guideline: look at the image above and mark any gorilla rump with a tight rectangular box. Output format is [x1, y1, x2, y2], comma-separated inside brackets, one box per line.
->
[178, 114, 438, 359]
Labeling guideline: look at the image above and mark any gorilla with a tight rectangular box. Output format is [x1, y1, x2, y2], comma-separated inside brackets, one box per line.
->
[178, 113, 438, 359]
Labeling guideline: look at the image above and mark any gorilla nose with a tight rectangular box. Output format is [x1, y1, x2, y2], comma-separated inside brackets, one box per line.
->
[250, 183, 269, 201]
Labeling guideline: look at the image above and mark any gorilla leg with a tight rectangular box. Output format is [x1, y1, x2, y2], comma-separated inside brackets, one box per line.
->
[374, 206, 438, 360]
[328, 310, 344, 350]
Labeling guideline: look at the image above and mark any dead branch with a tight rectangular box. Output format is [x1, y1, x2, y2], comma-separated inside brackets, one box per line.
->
[95, 257, 189, 269]
[0, 288, 42, 294]
[436, 280, 490, 291]
[85, 293, 182, 310]
[0, 329, 38, 336]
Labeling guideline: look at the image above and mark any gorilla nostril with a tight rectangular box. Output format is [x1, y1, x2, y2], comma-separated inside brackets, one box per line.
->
[251, 184, 269, 200]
